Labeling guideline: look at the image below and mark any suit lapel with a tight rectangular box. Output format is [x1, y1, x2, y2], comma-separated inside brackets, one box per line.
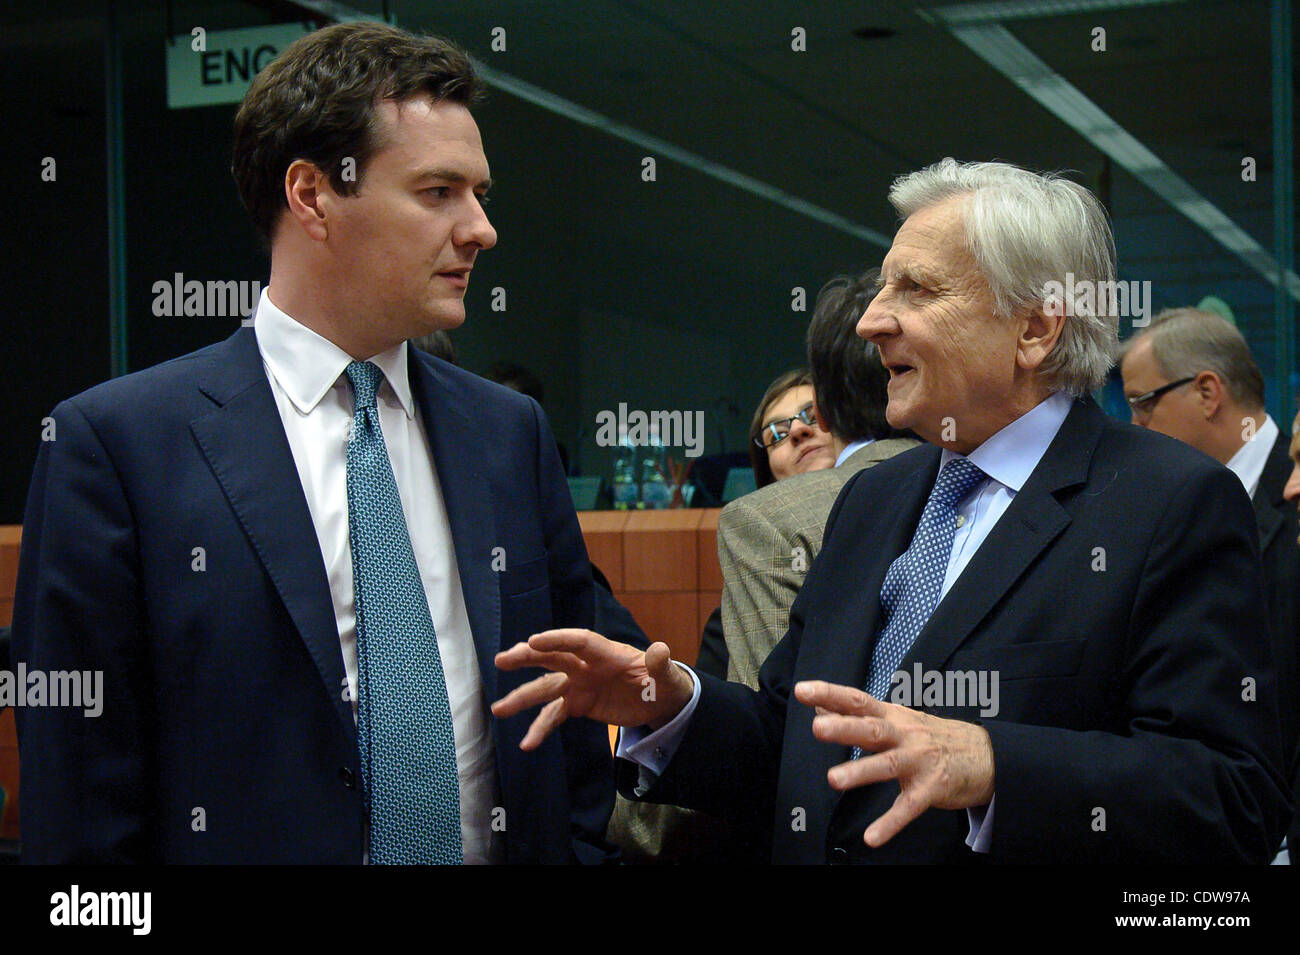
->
[408, 354, 503, 701]
[898, 398, 1101, 676]
[780, 446, 935, 847]
[796, 447, 936, 748]
[1253, 432, 1290, 553]
[188, 327, 354, 741]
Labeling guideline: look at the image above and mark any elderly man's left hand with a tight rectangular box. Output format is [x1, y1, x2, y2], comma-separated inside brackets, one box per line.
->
[794, 680, 995, 848]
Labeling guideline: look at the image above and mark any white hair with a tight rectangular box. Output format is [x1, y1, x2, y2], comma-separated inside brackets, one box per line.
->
[887, 158, 1118, 395]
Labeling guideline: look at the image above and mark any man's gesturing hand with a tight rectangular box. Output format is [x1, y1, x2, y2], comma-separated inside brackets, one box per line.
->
[794, 680, 995, 848]
[493, 629, 694, 750]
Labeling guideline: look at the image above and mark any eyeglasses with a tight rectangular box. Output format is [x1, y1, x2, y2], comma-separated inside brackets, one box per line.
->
[754, 403, 819, 449]
[1127, 377, 1195, 418]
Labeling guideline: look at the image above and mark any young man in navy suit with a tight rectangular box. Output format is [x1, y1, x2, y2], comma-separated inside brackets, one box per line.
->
[13, 22, 615, 863]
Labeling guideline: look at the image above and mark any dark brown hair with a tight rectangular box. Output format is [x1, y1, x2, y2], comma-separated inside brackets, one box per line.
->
[231, 22, 481, 244]
[748, 368, 814, 489]
[806, 269, 904, 444]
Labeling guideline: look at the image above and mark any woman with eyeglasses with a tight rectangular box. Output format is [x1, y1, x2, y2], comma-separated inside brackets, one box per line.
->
[692, 368, 840, 682]
[747, 368, 840, 488]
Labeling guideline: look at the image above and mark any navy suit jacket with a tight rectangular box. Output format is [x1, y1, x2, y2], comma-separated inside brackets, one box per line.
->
[13, 326, 615, 863]
[622, 398, 1293, 863]
[1252, 431, 1300, 853]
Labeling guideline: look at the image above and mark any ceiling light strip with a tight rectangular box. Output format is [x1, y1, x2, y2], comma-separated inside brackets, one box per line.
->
[929, 0, 1188, 26]
[943, 20, 1300, 301]
[473, 61, 893, 248]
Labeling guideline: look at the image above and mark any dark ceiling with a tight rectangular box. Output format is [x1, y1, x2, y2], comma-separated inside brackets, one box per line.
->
[3, 0, 1295, 371]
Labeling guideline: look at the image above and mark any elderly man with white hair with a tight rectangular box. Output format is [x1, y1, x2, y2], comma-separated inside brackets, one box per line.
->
[494, 159, 1293, 864]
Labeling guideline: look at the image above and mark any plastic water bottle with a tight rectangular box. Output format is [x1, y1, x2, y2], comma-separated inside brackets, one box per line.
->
[640, 427, 671, 509]
[612, 429, 639, 510]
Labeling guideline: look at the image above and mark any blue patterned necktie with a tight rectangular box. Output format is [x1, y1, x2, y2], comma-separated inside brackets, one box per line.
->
[853, 456, 986, 759]
[345, 360, 462, 864]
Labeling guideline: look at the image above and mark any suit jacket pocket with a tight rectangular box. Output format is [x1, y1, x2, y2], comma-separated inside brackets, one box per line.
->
[952, 637, 1087, 682]
[499, 554, 553, 643]
[499, 553, 549, 597]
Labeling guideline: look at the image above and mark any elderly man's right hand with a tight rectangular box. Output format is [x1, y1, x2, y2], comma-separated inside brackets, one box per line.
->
[493, 630, 695, 749]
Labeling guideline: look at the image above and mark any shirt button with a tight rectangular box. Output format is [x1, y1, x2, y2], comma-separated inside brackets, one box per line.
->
[829, 847, 850, 864]
[955, 515, 966, 527]
[339, 767, 356, 789]
[654, 746, 667, 762]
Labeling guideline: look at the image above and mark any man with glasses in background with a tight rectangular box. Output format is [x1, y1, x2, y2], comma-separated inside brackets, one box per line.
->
[1121, 307, 1299, 862]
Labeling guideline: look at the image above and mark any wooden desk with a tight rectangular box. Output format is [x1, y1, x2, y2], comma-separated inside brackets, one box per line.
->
[0, 526, 20, 841]
[577, 509, 722, 666]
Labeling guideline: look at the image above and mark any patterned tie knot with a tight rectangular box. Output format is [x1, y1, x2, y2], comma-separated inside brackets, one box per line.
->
[931, 456, 986, 512]
[346, 360, 384, 413]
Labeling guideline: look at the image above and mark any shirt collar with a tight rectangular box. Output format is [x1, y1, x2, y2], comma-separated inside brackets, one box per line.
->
[939, 391, 1075, 492]
[1225, 414, 1277, 498]
[834, 437, 875, 468]
[253, 288, 415, 419]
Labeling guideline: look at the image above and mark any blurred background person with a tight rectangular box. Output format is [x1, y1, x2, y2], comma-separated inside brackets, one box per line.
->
[1121, 307, 1299, 862]
[746, 369, 839, 488]
[486, 361, 570, 474]
[410, 329, 459, 366]
[719, 271, 918, 689]
[693, 366, 839, 678]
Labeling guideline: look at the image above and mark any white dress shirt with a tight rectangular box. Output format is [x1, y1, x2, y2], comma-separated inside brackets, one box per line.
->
[1225, 414, 1277, 499]
[620, 391, 1077, 855]
[254, 289, 500, 864]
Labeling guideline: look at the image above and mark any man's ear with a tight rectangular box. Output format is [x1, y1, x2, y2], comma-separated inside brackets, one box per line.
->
[1194, 370, 1226, 419]
[1016, 300, 1067, 373]
[283, 159, 331, 241]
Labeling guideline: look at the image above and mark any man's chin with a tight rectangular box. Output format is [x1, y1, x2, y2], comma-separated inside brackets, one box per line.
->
[884, 400, 916, 434]
[416, 309, 466, 334]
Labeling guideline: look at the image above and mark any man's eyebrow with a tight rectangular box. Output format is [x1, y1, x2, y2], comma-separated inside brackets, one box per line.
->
[412, 168, 493, 190]
[877, 264, 940, 285]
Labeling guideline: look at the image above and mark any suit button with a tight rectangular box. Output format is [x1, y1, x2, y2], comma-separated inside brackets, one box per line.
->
[339, 767, 356, 789]
[829, 847, 849, 864]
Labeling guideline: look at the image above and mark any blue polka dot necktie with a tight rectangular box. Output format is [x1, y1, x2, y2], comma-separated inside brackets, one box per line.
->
[853, 456, 986, 759]
[345, 360, 462, 864]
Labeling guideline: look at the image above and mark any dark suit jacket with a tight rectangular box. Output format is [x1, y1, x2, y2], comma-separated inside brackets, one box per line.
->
[1252, 430, 1300, 852]
[621, 397, 1293, 863]
[12, 326, 615, 863]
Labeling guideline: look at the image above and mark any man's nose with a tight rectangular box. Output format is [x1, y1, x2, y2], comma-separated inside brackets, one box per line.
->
[1283, 463, 1300, 503]
[858, 297, 891, 342]
[459, 202, 497, 250]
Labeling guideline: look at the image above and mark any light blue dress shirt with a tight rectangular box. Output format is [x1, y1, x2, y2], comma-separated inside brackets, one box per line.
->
[834, 437, 875, 468]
